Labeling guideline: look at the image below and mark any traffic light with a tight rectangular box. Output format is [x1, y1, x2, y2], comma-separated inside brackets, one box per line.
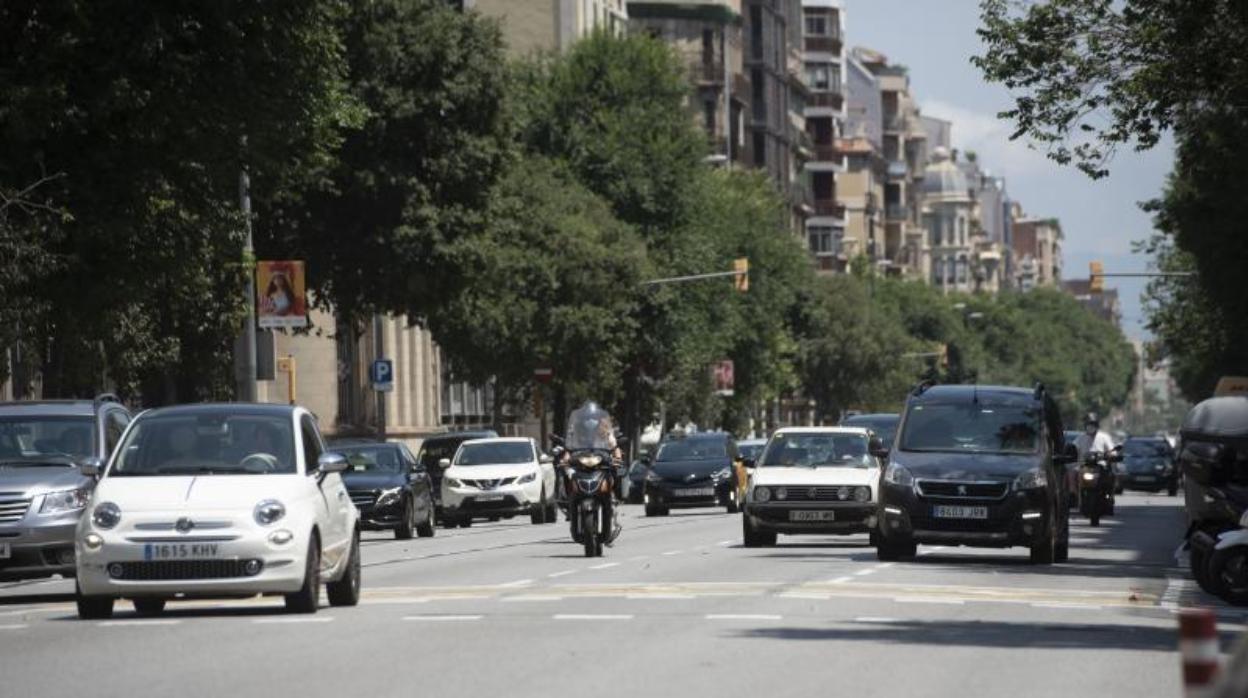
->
[938, 343, 949, 369]
[733, 258, 749, 293]
[1089, 261, 1104, 293]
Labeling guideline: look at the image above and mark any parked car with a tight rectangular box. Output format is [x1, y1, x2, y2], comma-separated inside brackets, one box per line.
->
[742, 427, 883, 547]
[74, 403, 361, 618]
[0, 395, 131, 581]
[1120, 436, 1178, 495]
[642, 432, 737, 516]
[439, 437, 557, 527]
[415, 430, 497, 519]
[877, 382, 1074, 564]
[840, 413, 900, 449]
[330, 440, 436, 539]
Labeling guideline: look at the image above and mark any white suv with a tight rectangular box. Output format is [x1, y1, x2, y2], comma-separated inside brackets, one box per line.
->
[440, 438, 557, 527]
[743, 427, 882, 547]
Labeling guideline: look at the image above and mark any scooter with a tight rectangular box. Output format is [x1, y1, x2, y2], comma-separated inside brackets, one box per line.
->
[1190, 484, 1248, 605]
[1078, 446, 1121, 526]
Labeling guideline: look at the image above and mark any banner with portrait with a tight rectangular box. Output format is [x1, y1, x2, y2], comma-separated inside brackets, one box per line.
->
[256, 260, 308, 328]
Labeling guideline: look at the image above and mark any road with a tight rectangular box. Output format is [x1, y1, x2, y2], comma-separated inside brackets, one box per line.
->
[0, 492, 1243, 697]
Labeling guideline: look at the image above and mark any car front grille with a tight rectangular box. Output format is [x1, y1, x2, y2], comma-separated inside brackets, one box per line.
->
[776, 486, 870, 502]
[0, 492, 32, 524]
[348, 491, 377, 508]
[915, 480, 1009, 500]
[110, 559, 262, 581]
[461, 477, 517, 490]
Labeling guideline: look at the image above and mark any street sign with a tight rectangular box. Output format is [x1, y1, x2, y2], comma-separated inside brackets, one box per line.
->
[713, 360, 735, 397]
[370, 359, 394, 392]
[534, 368, 553, 384]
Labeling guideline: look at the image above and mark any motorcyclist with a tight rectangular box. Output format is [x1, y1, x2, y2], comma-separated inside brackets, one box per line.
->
[565, 401, 623, 544]
[1074, 412, 1116, 462]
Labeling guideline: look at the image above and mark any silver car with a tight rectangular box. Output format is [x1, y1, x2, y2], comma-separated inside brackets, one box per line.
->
[0, 396, 131, 580]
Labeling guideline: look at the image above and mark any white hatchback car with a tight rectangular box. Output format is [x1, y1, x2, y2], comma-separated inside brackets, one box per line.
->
[439, 438, 557, 527]
[74, 404, 360, 618]
[742, 427, 883, 547]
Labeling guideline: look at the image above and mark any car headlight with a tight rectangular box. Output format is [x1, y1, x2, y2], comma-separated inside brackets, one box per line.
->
[712, 467, 731, 480]
[884, 462, 914, 487]
[40, 487, 91, 515]
[645, 470, 662, 482]
[376, 488, 402, 506]
[754, 486, 771, 503]
[1013, 468, 1048, 491]
[92, 502, 121, 530]
[854, 486, 871, 502]
[1154, 463, 1167, 472]
[445, 477, 463, 488]
[517, 472, 537, 484]
[577, 454, 603, 468]
[253, 499, 285, 526]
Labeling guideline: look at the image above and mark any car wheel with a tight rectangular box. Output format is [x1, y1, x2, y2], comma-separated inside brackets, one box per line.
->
[531, 489, 548, 525]
[1029, 516, 1056, 565]
[416, 502, 436, 538]
[284, 536, 321, 614]
[395, 498, 415, 540]
[327, 532, 362, 607]
[545, 499, 559, 524]
[725, 490, 739, 514]
[1168, 484, 1178, 497]
[460, 518, 473, 528]
[75, 582, 114, 620]
[645, 504, 660, 517]
[132, 598, 166, 616]
[742, 515, 761, 547]
[1191, 545, 1217, 595]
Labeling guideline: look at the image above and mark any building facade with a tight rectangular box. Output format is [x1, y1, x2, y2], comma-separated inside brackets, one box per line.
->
[1011, 216, 1063, 290]
[464, 0, 627, 54]
[800, 0, 847, 270]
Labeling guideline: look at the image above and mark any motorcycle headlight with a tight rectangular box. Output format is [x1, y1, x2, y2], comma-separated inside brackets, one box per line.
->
[376, 488, 402, 506]
[1081, 471, 1097, 481]
[517, 472, 537, 484]
[577, 454, 603, 468]
[884, 463, 914, 487]
[444, 477, 463, 488]
[253, 499, 286, 526]
[1013, 468, 1047, 491]
[40, 487, 91, 515]
[754, 486, 771, 503]
[92, 502, 121, 530]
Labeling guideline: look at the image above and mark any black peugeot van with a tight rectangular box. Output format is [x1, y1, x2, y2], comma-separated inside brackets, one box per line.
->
[877, 382, 1074, 564]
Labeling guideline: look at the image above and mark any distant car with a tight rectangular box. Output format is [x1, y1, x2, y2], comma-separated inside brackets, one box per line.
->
[0, 395, 131, 581]
[1121, 436, 1178, 495]
[74, 403, 361, 618]
[840, 413, 900, 449]
[733, 438, 767, 509]
[439, 438, 557, 527]
[642, 432, 736, 516]
[415, 430, 497, 517]
[742, 427, 882, 547]
[330, 440, 436, 539]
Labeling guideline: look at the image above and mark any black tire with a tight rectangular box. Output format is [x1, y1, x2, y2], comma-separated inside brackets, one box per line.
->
[416, 501, 436, 538]
[544, 500, 559, 524]
[1206, 546, 1248, 606]
[132, 598, 166, 616]
[1168, 484, 1178, 497]
[327, 532, 361, 607]
[1106, 496, 1115, 516]
[1055, 521, 1070, 563]
[75, 583, 113, 620]
[1030, 516, 1056, 565]
[459, 518, 472, 528]
[743, 514, 762, 547]
[395, 498, 415, 540]
[285, 536, 321, 614]
[582, 510, 598, 558]
[487, 516, 500, 522]
[1191, 545, 1217, 595]
[877, 538, 917, 561]
[531, 490, 548, 525]
[644, 504, 661, 517]
[1089, 513, 1100, 527]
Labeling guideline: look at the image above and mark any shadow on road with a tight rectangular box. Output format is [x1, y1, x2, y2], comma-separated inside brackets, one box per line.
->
[0, 592, 73, 606]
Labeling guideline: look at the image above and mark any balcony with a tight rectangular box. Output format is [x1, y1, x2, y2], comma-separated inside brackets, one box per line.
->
[808, 91, 844, 110]
[812, 144, 841, 162]
[886, 160, 908, 179]
[804, 35, 843, 54]
[692, 61, 724, 85]
[885, 204, 909, 221]
[813, 200, 847, 219]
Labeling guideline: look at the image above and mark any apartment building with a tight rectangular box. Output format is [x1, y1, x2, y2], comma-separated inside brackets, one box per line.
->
[800, 0, 848, 271]
[464, 0, 628, 54]
[628, 1, 748, 166]
[1011, 216, 1064, 290]
[919, 147, 1006, 295]
[841, 53, 885, 265]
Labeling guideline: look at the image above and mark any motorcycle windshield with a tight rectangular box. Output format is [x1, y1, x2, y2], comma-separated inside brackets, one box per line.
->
[566, 406, 615, 450]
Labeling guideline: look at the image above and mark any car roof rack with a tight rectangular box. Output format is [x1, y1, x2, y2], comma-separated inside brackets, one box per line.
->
[93, 393, 122, 408]
[910, 379, 937, 397]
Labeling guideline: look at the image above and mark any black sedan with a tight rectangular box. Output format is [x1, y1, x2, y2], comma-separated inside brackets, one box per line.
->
[840, 413, 900, 449]
[1121, 436, 1178, 495]
[332, 441, 436, 539]
[643, 433, 736, 517]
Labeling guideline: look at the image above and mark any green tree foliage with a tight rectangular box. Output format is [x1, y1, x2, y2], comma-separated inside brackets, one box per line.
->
[0, 0, 352, 401]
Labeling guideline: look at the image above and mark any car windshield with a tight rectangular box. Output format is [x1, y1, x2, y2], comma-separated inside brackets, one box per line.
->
[0, 416, 95, 464]
[1125, 440, 1170, 458]
[656, 438, 727, 461]
[900, 403, 1040, 454]
[842, 416, 898, 445]
[760, 433, 871, 468]
[455, 441, 533, 466]
[738, 443, 764, 461]
[110, 413, 296, 476]
[337, 445, 403, 473]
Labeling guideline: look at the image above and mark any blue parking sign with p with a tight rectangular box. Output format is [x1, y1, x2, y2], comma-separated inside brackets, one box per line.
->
[370, 359, 394, 392]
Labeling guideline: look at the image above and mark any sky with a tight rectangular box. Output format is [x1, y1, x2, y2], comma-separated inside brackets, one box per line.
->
[843, 0, 1174, 340]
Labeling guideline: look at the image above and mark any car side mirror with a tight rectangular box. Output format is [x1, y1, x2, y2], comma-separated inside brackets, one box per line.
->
[869, 437, 890, 459]
[540, 454, 553, 465]
[317, 452, 349, 474]
[438, 458, 451, 469]
[741, 458, 756, 470]
[79, 457, 104, 478]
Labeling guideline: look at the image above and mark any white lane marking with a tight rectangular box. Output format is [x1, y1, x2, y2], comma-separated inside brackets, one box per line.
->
[661, 550, 682, 556]
[548, 570, 577, 578]
[1160, 576, 1185, 610]
[0, 607, 61, 617]
[829, 576, 853, 584]
[502, 595, 563, 603]
[1033, 603, 1104, 610]
[589, 562, 620, 570]
[403, 615, 483, 622]
[500, 579, 534, 588]
[0, 623, 29, 630]
[252, 617, 334, 624]
[854, 617, 901, 623]
[877, 563, 896, 569]
[706, 614, 782, 621]
[893, 597, 965, 605]
[853, 569, 875, 576]
[717, 540, 734, 547]
[626, 594, 694, 600]
[554, 614, 633, 621]
[99, 619, 182, 627]
[777, 592, 832, 600]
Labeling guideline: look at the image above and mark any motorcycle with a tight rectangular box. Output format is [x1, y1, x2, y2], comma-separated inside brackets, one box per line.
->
[1078, 446, 1121, 526]
[561, 403, 622, 558]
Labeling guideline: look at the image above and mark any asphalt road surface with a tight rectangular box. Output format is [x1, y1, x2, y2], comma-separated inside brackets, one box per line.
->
[1, 493, 1243, 698]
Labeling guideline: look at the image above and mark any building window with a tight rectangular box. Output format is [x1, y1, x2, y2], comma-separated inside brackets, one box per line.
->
[804, 15, 828, 37]
[933, 258, 945, 285]
[753, 132, 766, 168]
[702, 29, 715, 66]
[704, 100, 716, 136]
[808, 226, 841, 255]
[957, 256, 968, 284]
[946, 255, 957, 285]
[804, 64, 830, 91]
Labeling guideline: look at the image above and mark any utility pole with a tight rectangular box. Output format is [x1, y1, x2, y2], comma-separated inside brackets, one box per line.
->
[238, 141, 257, 403]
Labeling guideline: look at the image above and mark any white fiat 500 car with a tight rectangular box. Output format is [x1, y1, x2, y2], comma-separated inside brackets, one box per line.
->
[742, 427, 884, 547]
[439, 438, 557, 527]
[74, 403, 360, 619]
